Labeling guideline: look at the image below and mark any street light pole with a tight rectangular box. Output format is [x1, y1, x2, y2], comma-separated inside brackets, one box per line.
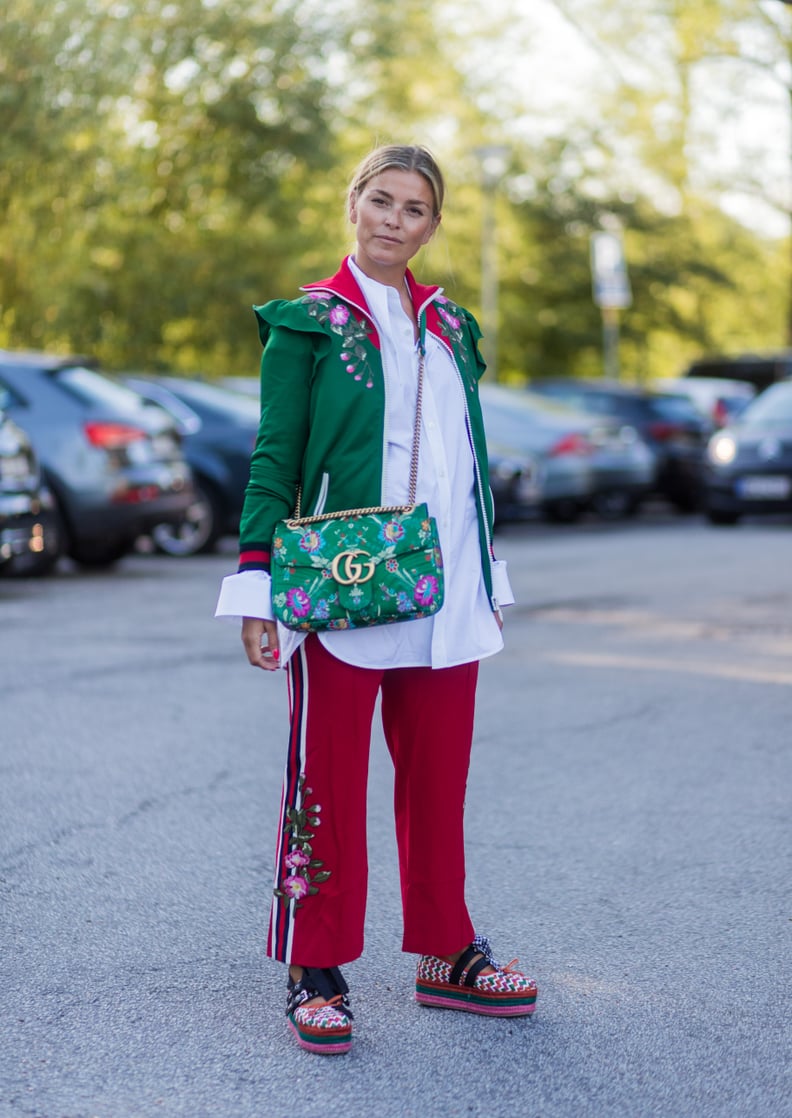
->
[473, 146, 509, 378]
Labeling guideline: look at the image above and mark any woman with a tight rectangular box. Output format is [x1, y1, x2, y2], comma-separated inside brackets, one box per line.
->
[216, 144, 537, 1055]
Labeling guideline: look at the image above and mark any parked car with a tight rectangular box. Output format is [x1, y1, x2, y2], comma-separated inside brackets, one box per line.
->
[0, 408, 61, 575]
[122, 375, 260, 555]
[0, 352, 193, 566]
[221, 376, 259, 399]
[653, 376, 755, 429]
[480, 384, 654, 524]
[529, 379, 710, 511]
[704, 379, 792, 525]
[684, 352, 792, 394]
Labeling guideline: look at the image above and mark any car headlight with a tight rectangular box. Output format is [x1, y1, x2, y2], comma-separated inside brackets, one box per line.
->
[708, 433, 737, 465]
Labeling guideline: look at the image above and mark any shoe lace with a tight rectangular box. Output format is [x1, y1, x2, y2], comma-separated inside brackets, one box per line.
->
[471, 933, 522, 975]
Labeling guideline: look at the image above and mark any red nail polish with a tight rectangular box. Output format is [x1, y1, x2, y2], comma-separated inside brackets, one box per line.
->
[273, 649, 280, 660]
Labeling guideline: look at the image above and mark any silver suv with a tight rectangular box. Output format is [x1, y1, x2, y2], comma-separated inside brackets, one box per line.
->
[0, 352, 194, 566]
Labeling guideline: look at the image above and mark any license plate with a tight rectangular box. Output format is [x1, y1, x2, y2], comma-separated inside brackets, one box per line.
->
[736, 476, 791, 500]
[151, 434, 179, 458]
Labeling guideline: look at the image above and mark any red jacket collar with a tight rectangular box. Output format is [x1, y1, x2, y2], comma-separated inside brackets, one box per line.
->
[302, 256, 444, 340]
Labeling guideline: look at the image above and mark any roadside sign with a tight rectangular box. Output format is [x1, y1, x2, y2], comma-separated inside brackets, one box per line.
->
[590, 231, 632, 309]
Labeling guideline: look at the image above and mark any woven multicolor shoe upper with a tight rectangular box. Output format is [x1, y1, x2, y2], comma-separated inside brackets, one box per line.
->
[416, 953, 536, 995]
[415, 936, 538, 1016]
[292, 1002, 351, 1031]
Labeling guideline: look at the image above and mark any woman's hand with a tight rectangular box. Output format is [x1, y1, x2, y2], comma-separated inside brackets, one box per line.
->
[242, 617, 280, 671]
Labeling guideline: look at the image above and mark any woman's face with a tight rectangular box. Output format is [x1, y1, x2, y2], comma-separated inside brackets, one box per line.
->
[349, 169, 439, 279]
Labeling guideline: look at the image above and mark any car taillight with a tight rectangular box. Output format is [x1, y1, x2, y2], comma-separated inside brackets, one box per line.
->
[647, 421, 681, 441]
[549, 433, 592, 457]
[83, 421, 147, 449]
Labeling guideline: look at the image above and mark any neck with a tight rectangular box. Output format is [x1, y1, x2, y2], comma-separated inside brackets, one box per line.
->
[351, 252, 408, 291]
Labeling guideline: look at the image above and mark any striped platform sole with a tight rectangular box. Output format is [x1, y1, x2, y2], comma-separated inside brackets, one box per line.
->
[415, 981, 537, 1017]
[287, 1012, 352, 1055]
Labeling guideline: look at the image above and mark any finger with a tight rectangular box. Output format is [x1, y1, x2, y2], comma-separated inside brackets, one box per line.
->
[261, 621, 280, 667]
[243, 631, 280, 670]
[256, 637, 280, 671]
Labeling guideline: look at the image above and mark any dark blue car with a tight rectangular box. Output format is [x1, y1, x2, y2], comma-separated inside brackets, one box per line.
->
[0, 407, 60, 575]
[123, 376, 260, 555]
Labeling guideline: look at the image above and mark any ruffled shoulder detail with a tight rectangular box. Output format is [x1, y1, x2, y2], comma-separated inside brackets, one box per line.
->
[252, 298, 330, 345]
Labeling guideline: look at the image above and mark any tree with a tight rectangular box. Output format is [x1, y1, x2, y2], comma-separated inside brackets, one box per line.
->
[0, 0, 344, 370]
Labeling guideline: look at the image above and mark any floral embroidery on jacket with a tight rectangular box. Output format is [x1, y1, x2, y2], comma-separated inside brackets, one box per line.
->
[274, 774, 331, 908]
[434, 295, 476, 387]
[301, 293, 377, 389]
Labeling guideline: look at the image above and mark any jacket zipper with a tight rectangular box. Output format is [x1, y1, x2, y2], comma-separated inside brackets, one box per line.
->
[426, 319, 497, 609]
[309, 285, 497, 608]
[302, 286, 391, 500]
[312, 471, 330, 516]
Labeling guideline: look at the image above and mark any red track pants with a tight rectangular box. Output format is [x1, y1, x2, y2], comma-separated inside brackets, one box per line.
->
[267, 634, 478, 967]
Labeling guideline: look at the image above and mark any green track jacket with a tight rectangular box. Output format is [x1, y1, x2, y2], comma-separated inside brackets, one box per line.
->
[238, 256, 499, 607]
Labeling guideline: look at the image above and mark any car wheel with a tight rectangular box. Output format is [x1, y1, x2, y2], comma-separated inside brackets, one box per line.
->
[69, 539, 131, 567]
[707, 509, 741, 526]
[54, 492, 130, 567]
[151, 481, 221, 557]
[544, 499, 583, 523]
[590, 489, 637, 520]
[668, 490, 702, 514]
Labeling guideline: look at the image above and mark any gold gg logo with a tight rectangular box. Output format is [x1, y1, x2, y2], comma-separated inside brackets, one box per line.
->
[330, 549, 376, 585]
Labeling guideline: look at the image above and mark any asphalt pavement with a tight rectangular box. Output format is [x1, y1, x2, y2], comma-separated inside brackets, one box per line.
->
[1, 514, 790, 1118]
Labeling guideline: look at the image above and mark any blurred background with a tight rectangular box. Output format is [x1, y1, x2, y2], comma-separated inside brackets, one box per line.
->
[2, 0, 792, 571]
[1, 0, 790, 381]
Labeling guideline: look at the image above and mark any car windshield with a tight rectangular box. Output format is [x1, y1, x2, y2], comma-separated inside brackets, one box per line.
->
[536, 387, 642, 420]
[740, 383, 792, 426]
[161, 378, 260, 422]
[648, 395, 703, 423]
[56, 366, 147, 415]
[481, 390, 587, 449]
[482, 406, 543, 449]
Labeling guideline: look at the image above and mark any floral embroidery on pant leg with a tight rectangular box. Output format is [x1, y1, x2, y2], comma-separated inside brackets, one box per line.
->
[274, 773, 331, 909]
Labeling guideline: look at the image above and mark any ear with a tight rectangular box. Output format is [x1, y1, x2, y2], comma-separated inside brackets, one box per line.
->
[421, 213, 441, 245]
[348, 192, 359, 225]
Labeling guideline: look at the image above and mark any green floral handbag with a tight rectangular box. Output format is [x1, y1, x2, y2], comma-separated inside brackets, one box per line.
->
[271, 503, 444, 631]
[270, 345, 445, 632]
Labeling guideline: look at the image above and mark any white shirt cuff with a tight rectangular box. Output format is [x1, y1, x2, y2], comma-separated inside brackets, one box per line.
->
[491, 559, 515, 608]
[214, 569, 273, 621]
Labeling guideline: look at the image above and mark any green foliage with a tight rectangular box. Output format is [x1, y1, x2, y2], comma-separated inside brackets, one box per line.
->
[0, 0, 787, 379]
[0, 0, 343, 371]
[495, 143, 786, 382]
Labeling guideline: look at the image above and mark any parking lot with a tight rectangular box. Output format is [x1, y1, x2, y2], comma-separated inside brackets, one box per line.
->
[1, 512, 790, 1118]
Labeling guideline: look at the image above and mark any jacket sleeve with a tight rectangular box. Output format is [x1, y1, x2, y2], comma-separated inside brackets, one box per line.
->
[237, 300, 328, 572]
[460, 308, 488, 381]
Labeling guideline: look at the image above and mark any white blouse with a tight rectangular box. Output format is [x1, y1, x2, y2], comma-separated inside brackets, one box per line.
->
[215, 258, 514, 669]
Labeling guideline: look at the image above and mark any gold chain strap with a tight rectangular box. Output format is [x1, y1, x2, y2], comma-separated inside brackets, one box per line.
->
[291, 345, 426, 522]
[284, 503, 416, 528]
[406, 345, 425, 507]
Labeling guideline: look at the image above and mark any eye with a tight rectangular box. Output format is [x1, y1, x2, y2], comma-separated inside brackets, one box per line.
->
[371, 196, 387, 206]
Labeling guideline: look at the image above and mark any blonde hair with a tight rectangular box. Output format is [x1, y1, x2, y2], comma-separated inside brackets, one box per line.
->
[347, 144, 445, 217]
